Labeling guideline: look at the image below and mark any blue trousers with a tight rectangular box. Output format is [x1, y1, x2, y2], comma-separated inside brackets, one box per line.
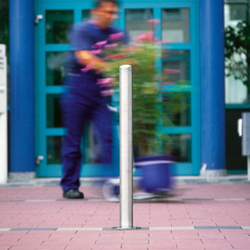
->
[60, 74, 112, 192]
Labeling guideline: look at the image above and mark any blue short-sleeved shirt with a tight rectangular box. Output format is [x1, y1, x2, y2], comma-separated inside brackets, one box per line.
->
[65, 21, 129, 76]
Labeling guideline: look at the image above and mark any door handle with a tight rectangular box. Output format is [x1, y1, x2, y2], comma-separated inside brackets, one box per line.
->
[36, 155, 44, 165]
[34, 15, 43, 25]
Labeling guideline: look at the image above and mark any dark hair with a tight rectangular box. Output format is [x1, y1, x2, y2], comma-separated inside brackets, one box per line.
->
[93, 0, 119, 8]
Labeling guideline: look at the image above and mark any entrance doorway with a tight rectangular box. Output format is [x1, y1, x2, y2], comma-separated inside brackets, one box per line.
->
[35, 0, 200, 177]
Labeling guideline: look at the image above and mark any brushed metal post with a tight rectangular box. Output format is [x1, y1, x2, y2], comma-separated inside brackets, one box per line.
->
[119, 65, 133, 229]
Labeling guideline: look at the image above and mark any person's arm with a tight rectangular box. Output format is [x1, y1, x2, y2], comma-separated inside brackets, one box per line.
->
[75, 50, 108, 72]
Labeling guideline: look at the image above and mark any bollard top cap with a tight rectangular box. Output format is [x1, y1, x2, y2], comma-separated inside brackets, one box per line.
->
[119, 64, 132, 70]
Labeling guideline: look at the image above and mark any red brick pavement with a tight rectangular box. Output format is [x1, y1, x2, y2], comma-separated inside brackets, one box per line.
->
[0, 182, 250, 250]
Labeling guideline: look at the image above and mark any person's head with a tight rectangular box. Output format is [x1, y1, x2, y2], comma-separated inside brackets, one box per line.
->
[92, 0, 119, 28]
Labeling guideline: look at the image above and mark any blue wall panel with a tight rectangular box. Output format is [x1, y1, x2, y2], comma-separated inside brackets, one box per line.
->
[9, 0, 35, 172]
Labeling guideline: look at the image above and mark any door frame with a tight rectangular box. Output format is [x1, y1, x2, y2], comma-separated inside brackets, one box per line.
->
[35, 0, 200, 177]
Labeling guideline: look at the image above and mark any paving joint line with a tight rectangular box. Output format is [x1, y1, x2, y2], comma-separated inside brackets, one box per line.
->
[0, 198, 250, 203]
[1, 226, 250, 232]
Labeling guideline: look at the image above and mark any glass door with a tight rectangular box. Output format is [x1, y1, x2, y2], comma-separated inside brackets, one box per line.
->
[122, 2, 200, 175]
[35, 2, 119, 177]
[35, 0, 200, 177]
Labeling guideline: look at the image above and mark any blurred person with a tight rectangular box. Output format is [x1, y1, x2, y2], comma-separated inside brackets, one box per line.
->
[60, 0, 128, 199]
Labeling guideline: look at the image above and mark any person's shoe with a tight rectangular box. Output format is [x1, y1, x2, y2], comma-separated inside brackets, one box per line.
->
[63, 189, 84, 199]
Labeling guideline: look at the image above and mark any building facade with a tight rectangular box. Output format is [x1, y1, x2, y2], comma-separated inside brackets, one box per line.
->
[8, 0, 229, 179]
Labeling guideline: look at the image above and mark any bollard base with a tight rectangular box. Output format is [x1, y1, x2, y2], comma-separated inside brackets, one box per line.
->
[103, 226, 148, 231]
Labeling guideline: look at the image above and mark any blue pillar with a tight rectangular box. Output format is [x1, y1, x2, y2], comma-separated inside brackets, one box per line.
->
[200, 0, 226, 177]
[9, 0, 35, 172]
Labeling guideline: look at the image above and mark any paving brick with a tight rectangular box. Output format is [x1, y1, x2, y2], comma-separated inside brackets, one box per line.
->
[220, 229, 250, 237]
[93, 244, 122, 249]
[149, 230, 174, 239]
[230, 239, 250, 249]
[147, 247, 177, 250]
[201, 239, 234, 249]
[192, 218, 216, 226]
[120, 246, 148, 250]
[149, 237, 177, 246]
[176, 239, 204, 249]
[196, 229, 225, 239]
[171, 230, 199, 239]
[122, 231, 149, 238]
[170, 219, 194, 227]
[2, 242, 67, 250]
[0, 244, 13, 250]
[0, 231, 29, 242]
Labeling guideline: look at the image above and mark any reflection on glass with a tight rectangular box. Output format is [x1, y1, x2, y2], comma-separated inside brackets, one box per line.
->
[85, 123, 102, 164]
[224, 4, 248, 104]
[125, 9, 153, 39]
[47, 94, 63, 128]
[162, 8, 190, 43]
[162, 50, 190, 85]
[46, 52, 65, 86]
[226, 4, 247, 21]
[47, 136, 63, 164]
[163, 134, 191, 162]
[46, 10, 73, 44]
[82, 9, 90, 21]
[162, 92, 191, 126]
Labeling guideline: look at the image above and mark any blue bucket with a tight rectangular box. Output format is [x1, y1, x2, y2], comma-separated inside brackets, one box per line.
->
[134, 155, 175, 193]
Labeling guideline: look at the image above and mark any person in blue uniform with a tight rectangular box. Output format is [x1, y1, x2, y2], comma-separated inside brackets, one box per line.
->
[60, 0, 128, 199]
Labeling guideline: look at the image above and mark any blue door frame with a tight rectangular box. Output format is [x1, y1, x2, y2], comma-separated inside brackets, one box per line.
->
[35, 0, 200, 177]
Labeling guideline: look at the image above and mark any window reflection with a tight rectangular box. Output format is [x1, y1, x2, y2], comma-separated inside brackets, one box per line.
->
[46, 52, 65, 86]
[125, 9, 153, 39]
[47, 136, 63, 164]
[162, 50, 190, 85]
[163, 134, 191, 162]
[47, 94, 63, 128]
[226, 4, 247, 21]
[82, 9, 90, 21]
[85, 123, 102, 164]
[46, 10, 73, 44]
[162, 8, 190, 43]
[224, 3, 249, 104]
[162, 92, 191, 127]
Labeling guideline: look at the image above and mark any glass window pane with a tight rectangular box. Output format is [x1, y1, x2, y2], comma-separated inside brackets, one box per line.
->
[125, 9, 153, 40]
[46, 10, 74, 44]
[162, 50, 190, 85]
[163, 134, 191, 162]
[47, 136, 63, 164]
[225, 77, 248, 104]
[162, 8, 190, 43]
[47, 94, 63, 128]
[225, 2, 248, 23]
[46, 52, 65, 86]
[82, 9, 90, 21]
[224, 3, 249, 104]
[225, 3, 247, 21]
[162, 92, 191, 126]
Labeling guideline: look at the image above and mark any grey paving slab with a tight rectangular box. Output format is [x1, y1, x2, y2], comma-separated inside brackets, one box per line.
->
[194, 226, 243, 230]
[10, 228, 58, 231]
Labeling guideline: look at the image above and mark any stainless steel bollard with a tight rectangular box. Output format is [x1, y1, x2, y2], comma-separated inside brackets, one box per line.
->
[119, 65, 133, 229]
